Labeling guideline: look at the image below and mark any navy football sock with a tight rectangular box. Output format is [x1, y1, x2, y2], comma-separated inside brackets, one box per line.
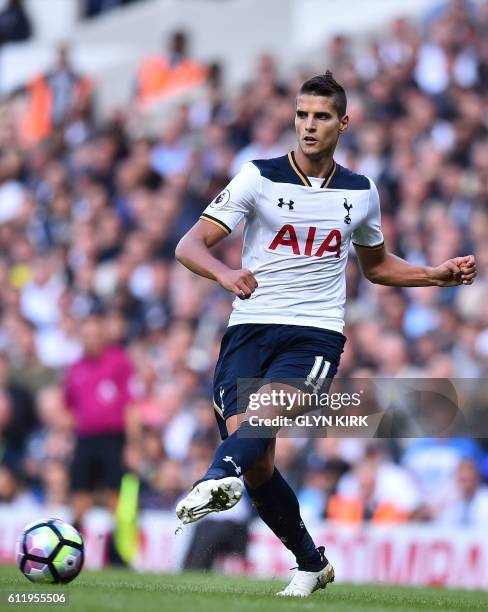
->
[195, 421, 274, 484]
[245, 468, 325, 570]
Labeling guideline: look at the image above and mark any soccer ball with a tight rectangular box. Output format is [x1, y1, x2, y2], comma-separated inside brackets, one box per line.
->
[16, 518, 84, 584]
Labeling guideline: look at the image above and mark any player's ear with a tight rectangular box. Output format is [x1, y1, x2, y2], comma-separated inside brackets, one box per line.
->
[339, 114, 349, 133]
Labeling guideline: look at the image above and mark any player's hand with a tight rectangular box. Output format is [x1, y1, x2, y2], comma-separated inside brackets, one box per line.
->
[430, 255, 476, 287]
[216, 268, 258, 299]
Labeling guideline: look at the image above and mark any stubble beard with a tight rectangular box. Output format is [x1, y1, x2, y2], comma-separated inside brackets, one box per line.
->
[299, 141, 334, 162]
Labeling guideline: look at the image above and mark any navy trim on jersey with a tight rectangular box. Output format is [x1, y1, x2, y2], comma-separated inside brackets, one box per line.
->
[320, 160, 337, 189]
[252, 153, 370, 190]
[252, 154, 307, 187]
[352, 241, 385, 250]
[288, 151, 337, 189]
[328, 163, 370, 190]
[288, 151, 311, 186]
[200, 213, 232, 235]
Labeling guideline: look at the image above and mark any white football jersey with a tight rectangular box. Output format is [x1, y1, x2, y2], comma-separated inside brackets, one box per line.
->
[200, 152, 384, 333]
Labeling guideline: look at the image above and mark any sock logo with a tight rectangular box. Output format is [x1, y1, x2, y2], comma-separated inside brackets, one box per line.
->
[223, 455, 242, 475]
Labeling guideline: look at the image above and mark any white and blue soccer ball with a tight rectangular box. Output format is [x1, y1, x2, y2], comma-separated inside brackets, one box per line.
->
[16, 518, 84, 584]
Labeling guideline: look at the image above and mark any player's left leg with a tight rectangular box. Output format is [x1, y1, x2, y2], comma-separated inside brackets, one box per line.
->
[239, 420, 333, 597]
[244, 443, 331, 577]
[248, 325, 344, 597]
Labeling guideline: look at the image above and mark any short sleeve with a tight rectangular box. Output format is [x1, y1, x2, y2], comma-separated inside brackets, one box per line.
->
[200, 162, 260, 234]
[351, 178, 384, 248]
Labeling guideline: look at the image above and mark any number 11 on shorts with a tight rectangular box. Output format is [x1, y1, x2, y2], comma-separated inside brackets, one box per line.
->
[305, 356, 331, 393]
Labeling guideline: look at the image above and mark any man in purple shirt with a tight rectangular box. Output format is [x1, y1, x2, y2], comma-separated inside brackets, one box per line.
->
[64, 314, 135, 527]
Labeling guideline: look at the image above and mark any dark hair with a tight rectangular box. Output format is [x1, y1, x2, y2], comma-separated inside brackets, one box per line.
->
[298, 70, 347, 118]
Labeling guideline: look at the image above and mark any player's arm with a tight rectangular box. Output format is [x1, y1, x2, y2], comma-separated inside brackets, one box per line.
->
[354, 243, 477, 287]
[176, 162, 261, 299]
[175, 219, 258, 299]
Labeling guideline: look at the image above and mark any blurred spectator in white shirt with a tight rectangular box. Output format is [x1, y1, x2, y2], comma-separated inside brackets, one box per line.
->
[0, 153, 25, 224]
[20, 257, 64, 329]
[402, 438, 483, 517]
[436, 459, 488, 526]
[335, 442, 420, 521]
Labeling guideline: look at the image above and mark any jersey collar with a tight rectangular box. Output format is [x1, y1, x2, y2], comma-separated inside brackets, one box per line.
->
[287, 151, 336, 189]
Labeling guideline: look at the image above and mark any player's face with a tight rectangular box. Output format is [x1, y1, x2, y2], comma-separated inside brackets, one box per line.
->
[295, 94, 348, 159]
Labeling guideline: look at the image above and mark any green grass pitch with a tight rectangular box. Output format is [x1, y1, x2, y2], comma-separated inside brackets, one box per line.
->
[0, 565, 487, 612]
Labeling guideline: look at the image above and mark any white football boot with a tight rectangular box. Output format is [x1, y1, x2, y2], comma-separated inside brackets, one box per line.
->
[276, 547, 335, 597]
[175, 477, 243, 525]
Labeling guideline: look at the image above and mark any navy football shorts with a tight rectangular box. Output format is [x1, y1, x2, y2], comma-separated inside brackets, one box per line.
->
[212, 323, 346, 439]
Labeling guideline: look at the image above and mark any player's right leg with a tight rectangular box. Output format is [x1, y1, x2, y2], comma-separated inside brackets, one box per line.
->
[175, 475, 244, 524]
[176, 325, 275, 525]
[175, 410, 275, 524]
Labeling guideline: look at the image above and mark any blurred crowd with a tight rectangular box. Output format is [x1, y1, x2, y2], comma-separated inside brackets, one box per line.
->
[0, 0, 487, 546]
[83, 0, 143, 19]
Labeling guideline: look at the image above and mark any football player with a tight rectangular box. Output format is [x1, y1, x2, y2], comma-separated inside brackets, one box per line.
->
[174, 71, 476, 597]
